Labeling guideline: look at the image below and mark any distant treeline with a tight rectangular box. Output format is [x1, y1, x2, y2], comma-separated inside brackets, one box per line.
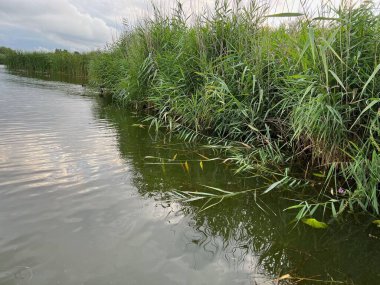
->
[1, 47, 97, 79]
[0, 46, 14, 65]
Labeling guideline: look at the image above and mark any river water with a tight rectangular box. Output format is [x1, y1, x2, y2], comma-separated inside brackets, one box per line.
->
[0, 65, 379, 285]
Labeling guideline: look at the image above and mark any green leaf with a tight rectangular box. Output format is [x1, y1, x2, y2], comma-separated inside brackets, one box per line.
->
[284, 204, 305, 210]
[329, 70, 346, 91]
[184, 196, 206, 202]
[263, 177, 287, 194]
[265, 12, 304, 18]
[302, 218, 328, 229]
[310, 205, 319, 216]
[201, 185, 234, 195]
[321, 36, 344, 65]
[312, 17, 340, 21]
[360, 63, 380, 97]
[331, 202, 337, 218]
[350, 98, 380, 129]
[320, 47, 329, 85]
[372, 220, 380, 227]
[132, 124, 145, 128]
[184, 191, 217, 197]
[184, 161, 190, 172]
[308, 27, 316, 65]
[199, 197, 224, 212]
[247, 124, 259, 132]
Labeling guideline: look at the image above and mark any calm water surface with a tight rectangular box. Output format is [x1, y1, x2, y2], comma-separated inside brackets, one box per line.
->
[0, 65, 379, 285]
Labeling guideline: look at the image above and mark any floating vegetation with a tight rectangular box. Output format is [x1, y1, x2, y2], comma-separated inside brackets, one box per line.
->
[302, 218, 329, 229]
[272, 273, 346, 284]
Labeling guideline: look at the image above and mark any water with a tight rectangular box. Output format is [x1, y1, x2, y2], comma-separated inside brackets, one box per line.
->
[0, 65, 379, 285]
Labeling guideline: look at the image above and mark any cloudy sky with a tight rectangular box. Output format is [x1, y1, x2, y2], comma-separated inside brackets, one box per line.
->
[0, 0, 150, 51]
[0, 0, 217, 51]
[0, 0, 349, 52]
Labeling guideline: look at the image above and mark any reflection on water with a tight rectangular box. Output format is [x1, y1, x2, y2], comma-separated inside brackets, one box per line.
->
[0, 65, 379, 285]
[6, 69, 87, 85]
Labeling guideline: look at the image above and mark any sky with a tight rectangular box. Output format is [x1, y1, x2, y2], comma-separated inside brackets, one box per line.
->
[0, 0, 216, 51]
[0, 0, 148, 51]
[0, 0, 363, 52]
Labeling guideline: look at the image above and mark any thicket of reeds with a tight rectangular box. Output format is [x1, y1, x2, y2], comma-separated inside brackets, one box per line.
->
[5, 49, 95, 79]
[88, 0, 380, 220]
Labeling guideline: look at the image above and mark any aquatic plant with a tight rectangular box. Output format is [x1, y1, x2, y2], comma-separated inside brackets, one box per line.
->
[88, 0, 380, 220]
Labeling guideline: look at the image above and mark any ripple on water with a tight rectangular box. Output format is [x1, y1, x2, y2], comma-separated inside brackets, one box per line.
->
[0, 67, 282, 285]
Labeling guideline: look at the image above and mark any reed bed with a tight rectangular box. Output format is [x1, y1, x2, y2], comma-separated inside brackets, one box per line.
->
[5, 49, 95, 79]
[88, 0, 380, 220]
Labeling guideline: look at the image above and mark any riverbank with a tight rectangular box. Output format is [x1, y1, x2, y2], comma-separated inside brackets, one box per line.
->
[2, 0, 380, 221]
[88, 0, 380, 221]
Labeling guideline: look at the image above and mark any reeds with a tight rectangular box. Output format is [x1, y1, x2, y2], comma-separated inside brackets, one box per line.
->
[24, 0, 380, 219]
[5, 49, 95, 79]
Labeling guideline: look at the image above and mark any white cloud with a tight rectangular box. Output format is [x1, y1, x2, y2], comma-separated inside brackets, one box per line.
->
[0, 0, 370, 51]
[0, 0, 117, 51]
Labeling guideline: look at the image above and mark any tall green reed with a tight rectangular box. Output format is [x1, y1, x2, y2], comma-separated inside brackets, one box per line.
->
[89, 0, 380, 220]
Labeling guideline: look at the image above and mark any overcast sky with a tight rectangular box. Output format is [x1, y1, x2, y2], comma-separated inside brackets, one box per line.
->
[0, 0, 357, 52]
[0, 0, 147, 51]
[0, 0, 216, 51]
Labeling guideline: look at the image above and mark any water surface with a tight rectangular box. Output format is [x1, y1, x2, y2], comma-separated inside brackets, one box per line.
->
[0, 65, 379, 285]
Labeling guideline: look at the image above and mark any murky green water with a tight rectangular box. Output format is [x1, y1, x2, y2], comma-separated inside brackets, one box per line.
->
[0, 65, 379, 285]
